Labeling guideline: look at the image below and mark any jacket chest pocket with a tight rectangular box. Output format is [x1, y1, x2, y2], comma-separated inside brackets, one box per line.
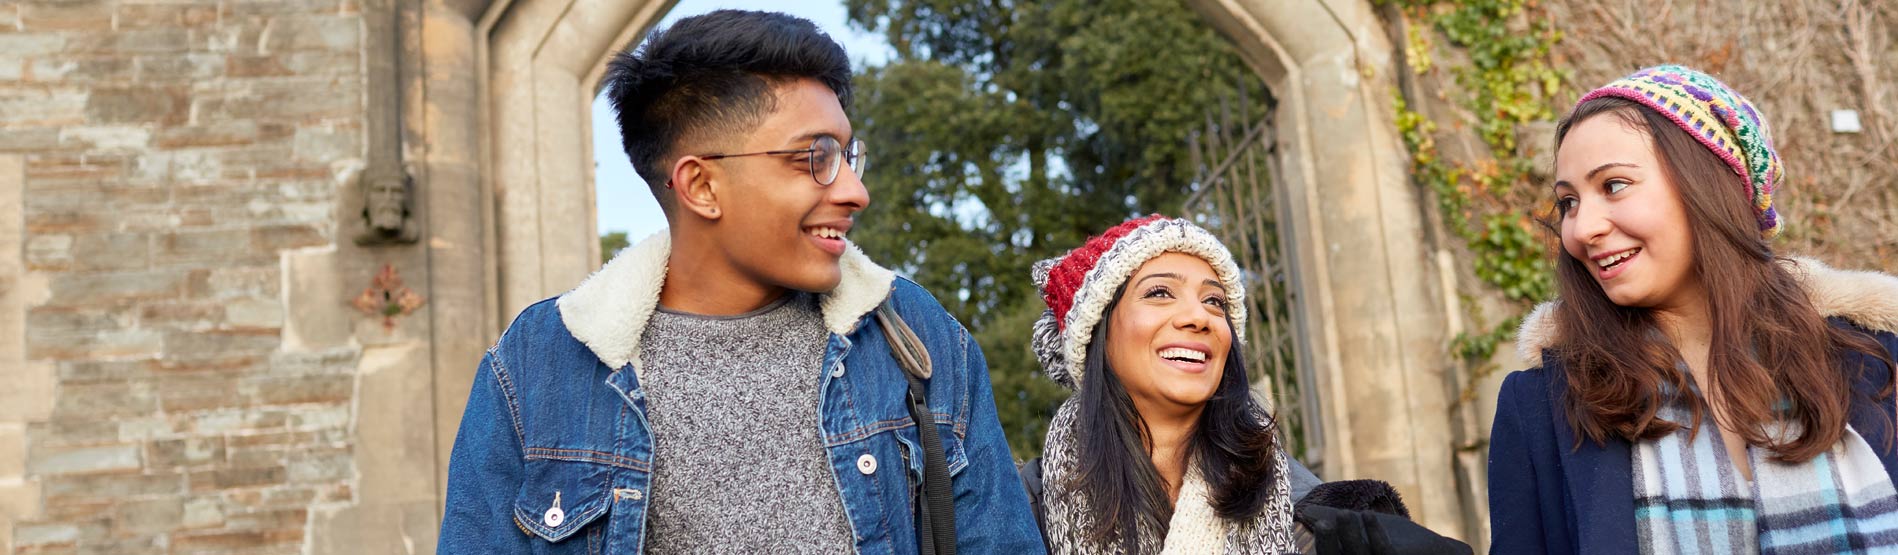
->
[512, 457, 613, 554]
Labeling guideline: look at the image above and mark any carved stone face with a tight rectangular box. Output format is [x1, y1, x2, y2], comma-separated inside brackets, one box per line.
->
[365, 172, 408, 231]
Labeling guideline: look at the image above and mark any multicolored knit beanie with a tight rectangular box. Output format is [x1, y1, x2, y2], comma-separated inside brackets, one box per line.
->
[1576, 65, 1784, 238]
[1030, 215, 1247, 390]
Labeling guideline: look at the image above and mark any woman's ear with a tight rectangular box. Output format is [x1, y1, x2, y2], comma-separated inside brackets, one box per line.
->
[670, 156, 723, 220]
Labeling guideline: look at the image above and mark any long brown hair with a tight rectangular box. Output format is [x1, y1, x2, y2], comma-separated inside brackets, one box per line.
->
[1549, 96, 1893, 463]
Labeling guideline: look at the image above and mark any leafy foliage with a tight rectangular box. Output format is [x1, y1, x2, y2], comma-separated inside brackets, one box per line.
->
[1384, 0, 1566, 375]
[844, 0, 1254, 456]
[600, 231, 630, 266]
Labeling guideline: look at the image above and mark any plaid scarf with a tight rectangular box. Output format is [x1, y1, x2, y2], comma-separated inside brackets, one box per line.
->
[1633, 384, 1898, 554]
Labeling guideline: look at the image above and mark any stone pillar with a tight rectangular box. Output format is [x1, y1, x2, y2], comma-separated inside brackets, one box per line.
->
[0, 155, 54, 553]
[1187, 0, 1466, 539]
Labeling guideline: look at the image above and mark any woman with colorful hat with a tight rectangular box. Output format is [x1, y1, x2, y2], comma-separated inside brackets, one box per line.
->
[1021, 215, 1471, 554]
[1487, 65, 1898, 554]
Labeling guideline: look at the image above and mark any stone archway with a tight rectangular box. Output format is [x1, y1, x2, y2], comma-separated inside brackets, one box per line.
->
[407, 0, 1469, 545]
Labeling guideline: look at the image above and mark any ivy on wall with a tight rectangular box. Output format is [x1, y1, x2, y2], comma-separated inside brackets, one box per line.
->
[1381, 0, 1567, 391]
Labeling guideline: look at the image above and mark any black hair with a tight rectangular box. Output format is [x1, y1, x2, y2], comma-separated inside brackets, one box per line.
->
[602, 10, 852, 209]
[1072, 286, 1282, 547]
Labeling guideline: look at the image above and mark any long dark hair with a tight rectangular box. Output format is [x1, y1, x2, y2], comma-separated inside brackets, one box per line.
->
[1550, 96, 1894, 462]
[1072, 287, 1282, 546]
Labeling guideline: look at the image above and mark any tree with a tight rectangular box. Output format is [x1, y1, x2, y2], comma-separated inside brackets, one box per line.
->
[844, 0, 1253, 456]
[601, 231, 630, 266]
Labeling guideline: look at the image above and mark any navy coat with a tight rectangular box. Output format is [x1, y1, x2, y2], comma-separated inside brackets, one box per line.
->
[1487, 319, 1898, 554]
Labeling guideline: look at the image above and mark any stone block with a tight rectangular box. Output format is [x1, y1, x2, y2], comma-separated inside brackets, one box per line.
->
[281, 247, 349, 352]
[286, 405, 348, 431]
[0, 33, 68, 57]
[155, 229, 255, 264]
[155, 375, 243, 413]
[190, 78, 362, 122]
[41, 471, 184, 503]
[136, 302, 223, 330]
[181, 497, 222, 528]
[223, 297, 284, 329]
[61, 232, 149, 272]
[252, 224, 327, 252]
[152, 121, 286, 150]
[24, 307, 133, 336]
[26, 444, 140, 475]
[171, 528, 303, 552]
[161, 329, 280, 359]
[83, 85, 189, 125]
[27, 57, 135, 83]
[292, 125, 360, 163]
[133, 53, 226, 82]
[245, 374, 352, 406]
[19, 2, 115, 32]
[0, 86, 87, 126]
[188, 465, 285, 491]
[23, 234, 72, 269]
[284, 448, 350, 483]
[109, 497, 182, 536]
[56, 126, 150, 151]
[262, 15, 361, 52]
[0, 362, 56, 422]
[43, 269, 191, 307]
[202, 266, 275, 299]
[225, 52, 359, 79]
[0, 480, 40, 520]
[223, 507, 307, 531]
[48, 380, 156, 420]
[307, 500, 439, 555]
[0, 128, 63, 152]
[115, 3, 220, 29]
[24, 154, 128, 182]
[27, 328, 163, 361]
[11, 521, 79, 547]
[0, 425, 25, 478]
[64, 28, 190, 54]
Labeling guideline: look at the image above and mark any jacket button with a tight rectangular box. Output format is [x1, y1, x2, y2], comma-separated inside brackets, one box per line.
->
[856, 453, 877, 475]
[543, 491, 565, 527]
[831, 364, 845, 378]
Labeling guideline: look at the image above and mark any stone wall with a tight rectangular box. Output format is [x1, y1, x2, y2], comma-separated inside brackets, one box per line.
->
[0, 1, 373, 552]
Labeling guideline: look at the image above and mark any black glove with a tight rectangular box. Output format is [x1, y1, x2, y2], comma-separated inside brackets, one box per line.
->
[1294, 501, 1472, 555]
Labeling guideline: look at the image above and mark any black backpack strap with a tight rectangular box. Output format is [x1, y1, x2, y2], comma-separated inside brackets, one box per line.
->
[873, 301, 956, 555]
[1017, 457, 1048, 545]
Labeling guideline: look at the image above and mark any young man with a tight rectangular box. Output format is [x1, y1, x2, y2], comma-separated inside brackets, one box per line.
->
[437, 9, 1045, 554]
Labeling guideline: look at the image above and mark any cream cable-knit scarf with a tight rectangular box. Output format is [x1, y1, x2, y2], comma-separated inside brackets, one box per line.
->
[1041, 399, 1299, 555]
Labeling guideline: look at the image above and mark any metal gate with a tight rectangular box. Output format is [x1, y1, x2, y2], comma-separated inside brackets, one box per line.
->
[1183, 82, 1323, 466]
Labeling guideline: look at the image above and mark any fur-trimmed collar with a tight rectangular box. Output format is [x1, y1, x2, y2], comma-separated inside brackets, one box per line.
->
[556, 232, 897, 371]
[1516, 257, 1898, 362]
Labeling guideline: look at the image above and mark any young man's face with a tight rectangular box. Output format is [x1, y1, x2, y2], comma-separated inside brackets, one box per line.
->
[704, 77, 869, 294]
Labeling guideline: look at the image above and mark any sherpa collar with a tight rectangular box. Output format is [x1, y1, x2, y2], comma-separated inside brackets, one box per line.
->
[1516, 257, 1898, 362]
[556, 232, 897, 371]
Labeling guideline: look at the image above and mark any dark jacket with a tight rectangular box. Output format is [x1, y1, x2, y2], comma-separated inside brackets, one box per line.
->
[1487, 259, 1898, 554]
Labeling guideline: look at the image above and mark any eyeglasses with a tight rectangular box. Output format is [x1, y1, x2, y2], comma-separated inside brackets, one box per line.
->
[669, 136, 867, 188]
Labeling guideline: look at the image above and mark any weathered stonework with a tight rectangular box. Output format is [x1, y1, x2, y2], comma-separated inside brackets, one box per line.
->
[0, 0, 1488, 551]
[1, 0, 374, 552]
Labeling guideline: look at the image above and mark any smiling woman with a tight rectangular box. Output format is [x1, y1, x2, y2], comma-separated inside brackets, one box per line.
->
[1488, 65, 1898, 555]
[1023, 215, 1470, 554]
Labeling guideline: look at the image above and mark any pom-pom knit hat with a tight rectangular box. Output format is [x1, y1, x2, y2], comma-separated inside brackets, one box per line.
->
[1575, 65, 1785, 238]
[1030, 215, 1247, 390]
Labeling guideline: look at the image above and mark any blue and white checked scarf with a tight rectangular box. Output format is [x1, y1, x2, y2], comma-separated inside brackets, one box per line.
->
[1633, 383, 1898, 554]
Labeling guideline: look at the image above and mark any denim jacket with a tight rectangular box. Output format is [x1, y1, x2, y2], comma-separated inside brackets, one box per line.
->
[439, 234, 1047, 554]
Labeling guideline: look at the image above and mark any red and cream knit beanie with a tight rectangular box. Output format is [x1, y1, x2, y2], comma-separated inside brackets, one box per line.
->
[1030, 215, 1247, 390]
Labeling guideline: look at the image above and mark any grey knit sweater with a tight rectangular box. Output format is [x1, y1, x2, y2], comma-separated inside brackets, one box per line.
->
[637, 293, 857, 553]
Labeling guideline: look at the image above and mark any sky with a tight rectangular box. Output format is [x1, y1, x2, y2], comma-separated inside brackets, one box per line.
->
[592, 0, 894, 243]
